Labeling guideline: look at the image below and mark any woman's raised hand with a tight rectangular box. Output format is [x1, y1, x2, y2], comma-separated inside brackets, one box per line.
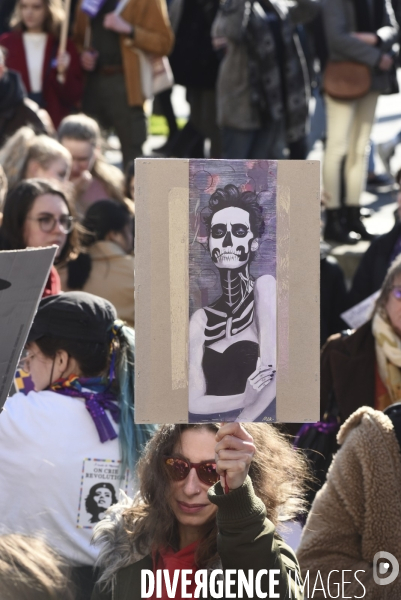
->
[215, 423, 255, 491]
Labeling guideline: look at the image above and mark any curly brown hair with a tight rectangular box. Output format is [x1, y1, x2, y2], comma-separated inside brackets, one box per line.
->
[121, 423, 308, 568]
[204, 184, 266, 239]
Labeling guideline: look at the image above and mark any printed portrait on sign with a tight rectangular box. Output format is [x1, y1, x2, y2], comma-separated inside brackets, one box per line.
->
[77, 458, 129, 528]
[188, 161, 277, 423]
[85, 482, 118, 523]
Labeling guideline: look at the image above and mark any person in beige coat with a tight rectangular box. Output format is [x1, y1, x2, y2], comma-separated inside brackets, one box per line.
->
[59, 200, 135, 328]
[297, 405, 401, 599]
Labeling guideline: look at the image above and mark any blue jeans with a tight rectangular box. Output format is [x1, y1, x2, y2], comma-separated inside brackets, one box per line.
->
[222, 121, 286, 160]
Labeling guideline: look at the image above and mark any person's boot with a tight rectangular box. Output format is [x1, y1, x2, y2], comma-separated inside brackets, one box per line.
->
[345, 206, 375, 241]
[324, 208, 360, 245]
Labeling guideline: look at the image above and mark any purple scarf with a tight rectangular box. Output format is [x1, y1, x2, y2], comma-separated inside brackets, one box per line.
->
[50, 375, 119, 443]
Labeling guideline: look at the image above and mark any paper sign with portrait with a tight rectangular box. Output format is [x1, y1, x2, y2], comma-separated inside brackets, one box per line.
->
[135, 159, 320, 424]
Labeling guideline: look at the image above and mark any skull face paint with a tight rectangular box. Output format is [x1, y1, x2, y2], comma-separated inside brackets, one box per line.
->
[209, 207, 256, 269]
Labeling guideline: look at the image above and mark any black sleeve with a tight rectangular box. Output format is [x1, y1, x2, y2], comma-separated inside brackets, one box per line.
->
[347, 240, 382, 308]
[91, 583, 112, 600]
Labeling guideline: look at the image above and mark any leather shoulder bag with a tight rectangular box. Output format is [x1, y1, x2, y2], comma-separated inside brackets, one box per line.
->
[324, 61, 371, 100]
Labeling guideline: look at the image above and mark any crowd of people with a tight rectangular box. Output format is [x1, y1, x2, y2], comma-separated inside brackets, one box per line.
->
[1, 0, 401, 598]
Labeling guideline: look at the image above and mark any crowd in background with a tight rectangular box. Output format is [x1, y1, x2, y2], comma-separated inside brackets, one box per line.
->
[1, 0, 401, 598]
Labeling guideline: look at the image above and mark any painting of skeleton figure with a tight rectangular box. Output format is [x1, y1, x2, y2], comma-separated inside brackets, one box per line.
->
[189, 160, 277, 423]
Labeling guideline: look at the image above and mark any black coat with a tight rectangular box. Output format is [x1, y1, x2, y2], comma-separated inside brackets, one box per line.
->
[347, 221, 401, 308]
[320, 255, 347, 347]
[320, 320, 376, 421]
[169, 0, 220, 89]
[0, 70, 47, 147]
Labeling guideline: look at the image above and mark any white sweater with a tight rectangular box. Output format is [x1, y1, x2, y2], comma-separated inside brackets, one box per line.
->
[23, 32, 47, 93]
[0, 390, 134, 566]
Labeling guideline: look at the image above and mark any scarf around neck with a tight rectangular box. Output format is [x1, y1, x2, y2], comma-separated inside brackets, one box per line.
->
[152, 541, 199, 600]
[244, 0, 308, 142]
[353, 0, 384, 33]
[372, 311, 401, 404]
[50, 374, 120, 442]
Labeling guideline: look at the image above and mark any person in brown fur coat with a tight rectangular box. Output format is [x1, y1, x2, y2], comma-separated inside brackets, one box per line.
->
[297, 406, 401, 599]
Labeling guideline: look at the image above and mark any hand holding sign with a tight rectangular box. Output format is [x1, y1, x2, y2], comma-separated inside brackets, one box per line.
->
[56, 0, 71, 83]
[80, 50, 98, 72]
[56, 51, 71, 75]
[215, 423, 255, 492]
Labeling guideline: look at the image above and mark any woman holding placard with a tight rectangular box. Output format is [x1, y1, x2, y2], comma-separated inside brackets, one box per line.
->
[91, 422, 306, 600]
[0, 0, 83, 127]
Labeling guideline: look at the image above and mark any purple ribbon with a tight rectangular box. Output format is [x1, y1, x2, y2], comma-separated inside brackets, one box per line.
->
[54, 387, 120, 443]
[293, 419, 339, 449]
[85, 394, 120, 443]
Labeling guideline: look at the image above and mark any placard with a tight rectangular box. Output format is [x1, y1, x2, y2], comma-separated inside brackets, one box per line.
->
[0, 247, 57, 410]
[135, 159, 320, 424]
[341, 291, 379, 330]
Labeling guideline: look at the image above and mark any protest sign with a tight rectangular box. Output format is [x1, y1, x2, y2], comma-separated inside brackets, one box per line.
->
[341, 290, 380, 330]
[135, 159, 320, 424]
[0, 247, 57, 410]
[81, 0, 107, 18]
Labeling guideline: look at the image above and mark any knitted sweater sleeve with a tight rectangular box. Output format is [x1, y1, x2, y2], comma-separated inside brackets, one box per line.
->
[208, 476, 303, 600]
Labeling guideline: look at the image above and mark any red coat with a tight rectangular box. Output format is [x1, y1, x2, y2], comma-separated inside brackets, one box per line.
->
[0, 31, 83, 128]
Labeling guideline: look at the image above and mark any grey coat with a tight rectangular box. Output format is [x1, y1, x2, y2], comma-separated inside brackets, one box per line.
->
[323, 0, 399, 92]
[211, 0, 322, 131]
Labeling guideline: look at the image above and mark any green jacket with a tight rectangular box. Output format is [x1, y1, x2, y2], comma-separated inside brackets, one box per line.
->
[91, 477, 304, 600]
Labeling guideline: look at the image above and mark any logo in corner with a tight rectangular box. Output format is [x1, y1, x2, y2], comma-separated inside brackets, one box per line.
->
[373, 551, 399, 586]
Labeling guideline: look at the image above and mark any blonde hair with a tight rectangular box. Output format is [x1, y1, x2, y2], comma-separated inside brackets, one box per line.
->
[0, 127, 71, 190]
[0, 534, 74, 600]
[58, 114, 125, 204]
[10, 0, 65, 36]
[375, 254, 401, 317]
